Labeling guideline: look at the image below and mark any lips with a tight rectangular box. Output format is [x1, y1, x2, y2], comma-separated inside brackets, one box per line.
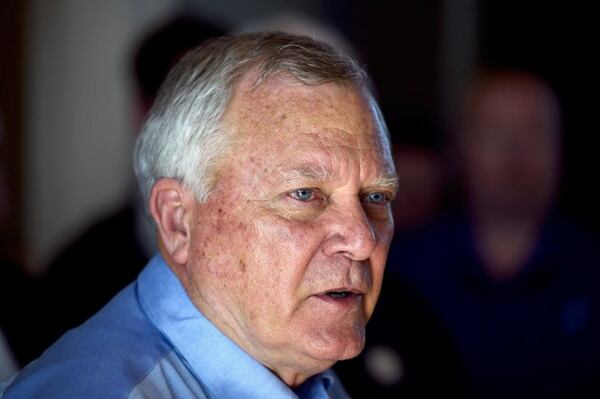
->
[317, 285, 363, 295]
[313, 287, 364, 307]
[326, 291, 352, 299]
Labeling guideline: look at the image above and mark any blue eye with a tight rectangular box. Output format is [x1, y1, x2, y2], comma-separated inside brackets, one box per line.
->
[364, 192, 389, 204]
[290, 188, 317, 202]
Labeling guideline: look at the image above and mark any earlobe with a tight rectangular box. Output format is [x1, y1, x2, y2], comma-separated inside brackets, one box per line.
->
[149, 178, 192, 265]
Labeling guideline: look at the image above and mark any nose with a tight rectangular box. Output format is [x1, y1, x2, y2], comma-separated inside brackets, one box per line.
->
[321, 198, 377, 261]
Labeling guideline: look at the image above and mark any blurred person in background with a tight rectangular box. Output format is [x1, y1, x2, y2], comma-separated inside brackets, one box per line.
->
[390, 70, 600, 398]
[338, 69, 600, 398]
[455, 70, 562, 282]
[391, 145, 442, 231]
[30, 13, 224, 362]
[389, 113, 444, 233]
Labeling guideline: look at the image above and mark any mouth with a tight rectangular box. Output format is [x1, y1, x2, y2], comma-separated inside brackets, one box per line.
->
[314, 288, 364, 307]
[325, 290, 357, 299]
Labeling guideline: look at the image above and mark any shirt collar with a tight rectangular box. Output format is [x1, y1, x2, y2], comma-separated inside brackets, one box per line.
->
[294, 370, 339, 398]
[136, 255, 339, 399]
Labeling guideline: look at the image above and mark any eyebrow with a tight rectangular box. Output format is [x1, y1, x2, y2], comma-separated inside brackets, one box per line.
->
[283, 164, 333, 181]
[275, 162, 399, 191]
[370, 175, 400, 191]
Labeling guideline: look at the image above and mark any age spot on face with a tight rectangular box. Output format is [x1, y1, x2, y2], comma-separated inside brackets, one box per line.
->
[239, 259, 247, 273]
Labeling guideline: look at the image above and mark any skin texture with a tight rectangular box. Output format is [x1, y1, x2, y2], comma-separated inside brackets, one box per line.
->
[150, 72, 397, 387]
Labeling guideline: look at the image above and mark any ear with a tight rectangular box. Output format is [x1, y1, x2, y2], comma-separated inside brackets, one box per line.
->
[149, 178, 194, 265]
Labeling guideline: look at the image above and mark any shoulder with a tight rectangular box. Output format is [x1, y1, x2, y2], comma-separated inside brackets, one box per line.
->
[127, 351, 209, 399]
[1, 283, 173, 399]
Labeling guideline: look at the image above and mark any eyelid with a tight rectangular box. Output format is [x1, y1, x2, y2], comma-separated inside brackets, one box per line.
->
[361, 190, 393, 204]
[287, 187, 324, 202]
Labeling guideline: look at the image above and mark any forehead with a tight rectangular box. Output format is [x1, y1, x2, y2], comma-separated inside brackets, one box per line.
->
[222, 73, 393, 175]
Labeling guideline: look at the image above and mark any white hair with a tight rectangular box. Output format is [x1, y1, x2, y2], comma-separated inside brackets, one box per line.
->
[133, 32, 369, 206]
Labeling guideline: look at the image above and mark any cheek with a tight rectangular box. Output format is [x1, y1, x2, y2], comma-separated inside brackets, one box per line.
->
[190, 199, 252, 278]
[246, 216, 325, 293]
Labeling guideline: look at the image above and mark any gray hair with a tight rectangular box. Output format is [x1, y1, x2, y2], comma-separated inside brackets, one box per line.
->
[133, 31, 369, 206]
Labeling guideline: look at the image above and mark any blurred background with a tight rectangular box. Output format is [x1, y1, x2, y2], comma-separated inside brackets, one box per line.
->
[1, 0, 599, 397]
[1, 0, 597, 274]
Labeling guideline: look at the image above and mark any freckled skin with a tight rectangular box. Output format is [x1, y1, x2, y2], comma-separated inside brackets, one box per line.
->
[238, 259, 247, 273]
[180, 73, 396, 386]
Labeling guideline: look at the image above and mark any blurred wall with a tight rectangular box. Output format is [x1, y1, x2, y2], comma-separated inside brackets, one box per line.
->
[24, 0, 178, 272]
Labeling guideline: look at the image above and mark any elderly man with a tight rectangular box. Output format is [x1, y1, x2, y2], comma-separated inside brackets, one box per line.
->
[1, 32, 397, 398]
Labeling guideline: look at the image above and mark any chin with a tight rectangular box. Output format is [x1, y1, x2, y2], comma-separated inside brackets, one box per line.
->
[303, 324, 366, 362]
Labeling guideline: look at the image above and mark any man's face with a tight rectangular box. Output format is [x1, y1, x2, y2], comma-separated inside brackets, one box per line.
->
[462, 78, 560, 217]
[183, 74, 396, 378]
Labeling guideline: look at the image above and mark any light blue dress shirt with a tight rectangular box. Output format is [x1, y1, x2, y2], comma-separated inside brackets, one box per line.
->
[1, 255, 349, 398]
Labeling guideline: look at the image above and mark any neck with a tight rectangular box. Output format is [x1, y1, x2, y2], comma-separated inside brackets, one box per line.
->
[268, 364, 326, 388]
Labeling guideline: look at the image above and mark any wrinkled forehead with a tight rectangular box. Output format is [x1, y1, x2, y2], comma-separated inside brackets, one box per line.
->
[223, 72, 392, 163]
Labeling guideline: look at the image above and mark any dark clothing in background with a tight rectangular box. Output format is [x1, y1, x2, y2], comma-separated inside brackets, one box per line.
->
[376, 215, 600, 398]
[334, 272, 468, 398]
[32, 203, 149, 362]
[338, 214, 600, 398]
[0, 260, 37, 366]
